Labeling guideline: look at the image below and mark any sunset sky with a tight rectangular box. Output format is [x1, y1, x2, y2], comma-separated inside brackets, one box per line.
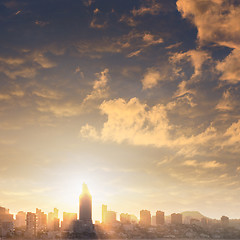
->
[0, 0, 240, 221]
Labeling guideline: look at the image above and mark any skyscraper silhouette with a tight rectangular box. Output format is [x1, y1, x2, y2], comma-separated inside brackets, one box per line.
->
[79, 183, 92, 223]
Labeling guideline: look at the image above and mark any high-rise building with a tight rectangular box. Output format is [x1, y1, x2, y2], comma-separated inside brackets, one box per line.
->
[48, 208, 59, 231]
[79, 183, 92, 223]
[26, 212, 36, 237]
[156, 211, 165, 225]
[15, 211, 26, 228]
[102, 204, 107, 223]
[61, 212, 77, 231]
[151, 215, 156, 226]
[0, 207, 14, 237]
[36, 208, 47, 232]
[171, 213, 182, 224]
[140, 210, 151, 226]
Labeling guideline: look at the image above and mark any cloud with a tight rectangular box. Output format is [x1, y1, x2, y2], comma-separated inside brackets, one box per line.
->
[141, 68, 163, 90]
[216, 49, 240, 84]
[216, 89, 233, 111]
[132, 0, 162, 16]
[81, 97, 170, 147]
[80, 97, 217, 151]
[176, 0, 240, 50]
[83, 68, 109, 103]
[80, 124, 99, 140]
[90, 18, 107, 29]
[35, 20, 49, 27]
[142, 33, 163, 46]
[223, 120, 240, 146]
[0, 94, 11, 100]
[183, 160, 225, 169]
[37, 100, 82, 117]
[33, 88, 62, 100]
[170, 50, 210, 78]
[127, 49, 142, 58]
[174, 80, 195, 98]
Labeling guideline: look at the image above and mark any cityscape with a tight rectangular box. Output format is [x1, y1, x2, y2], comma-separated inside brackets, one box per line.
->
[1, 183, 240, 239]
[1, 0, 240, 239]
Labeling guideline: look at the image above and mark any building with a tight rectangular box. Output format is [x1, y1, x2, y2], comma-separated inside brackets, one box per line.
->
[48, 208, 59, 231]
[0, 207, 14, 237]
[221, 216, 229, 227]
[156, 211, 165, 225]
[36, 208, 47, 233]
[105, 211, 117, 224]
[171, 213, 182, 224]
[102, 204, 107, 223]
[61, 212, 77, 231]
[79, 183, 92, 223]
[120, 213, 131, 224]
[26, 212, 36, 237]
[151, 215, 156, 226]
[15, 211, 26, 228]
[140, 210, 151, 226]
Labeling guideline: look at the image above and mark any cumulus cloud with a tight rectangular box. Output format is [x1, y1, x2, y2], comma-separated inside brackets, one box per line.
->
[141, 68, 163, 90]
[176, 0, 240, 50]
[216, 49, 240, 83]
[80, 97, 218, 151]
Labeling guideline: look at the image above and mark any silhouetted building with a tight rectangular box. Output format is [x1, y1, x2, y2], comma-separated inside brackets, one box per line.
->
[61, 212, 77, 231]
[15, 211, 26, 228]
[26, 212, 36, 237]
[102, 204, 107, 224]
[171, 213, 182, 224]
[79, 183, 92, 223]
[156, 211, 165, 225]
[140, 210, 151, 226]
[221, 216, 229, 227]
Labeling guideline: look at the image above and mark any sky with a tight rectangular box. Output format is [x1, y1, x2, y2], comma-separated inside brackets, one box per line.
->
[0, 0, 240, 221]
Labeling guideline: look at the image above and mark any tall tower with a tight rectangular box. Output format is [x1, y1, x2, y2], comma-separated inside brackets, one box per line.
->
[79, 183, 92, 222]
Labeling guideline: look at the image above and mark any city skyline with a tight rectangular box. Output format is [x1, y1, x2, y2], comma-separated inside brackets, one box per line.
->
[1, 0, 240, 221]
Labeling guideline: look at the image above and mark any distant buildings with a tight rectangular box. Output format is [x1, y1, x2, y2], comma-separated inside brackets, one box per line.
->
[140, 210, 151, 226]
[79, 183, 92, 223]
[221, 215, 229, 227]
[102, 205, 117, 225]
[36, 208, 47, 232]
[61, 212, 77, 231]
[48, 208, 59, 231]
[26, 212, 36, 237]
[102, 204, 107, 223]
[156, 211, 165, 225]
[15, 211, 26, 228]
[171, 213, 183, 224]
[0, 207, 14, 237]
